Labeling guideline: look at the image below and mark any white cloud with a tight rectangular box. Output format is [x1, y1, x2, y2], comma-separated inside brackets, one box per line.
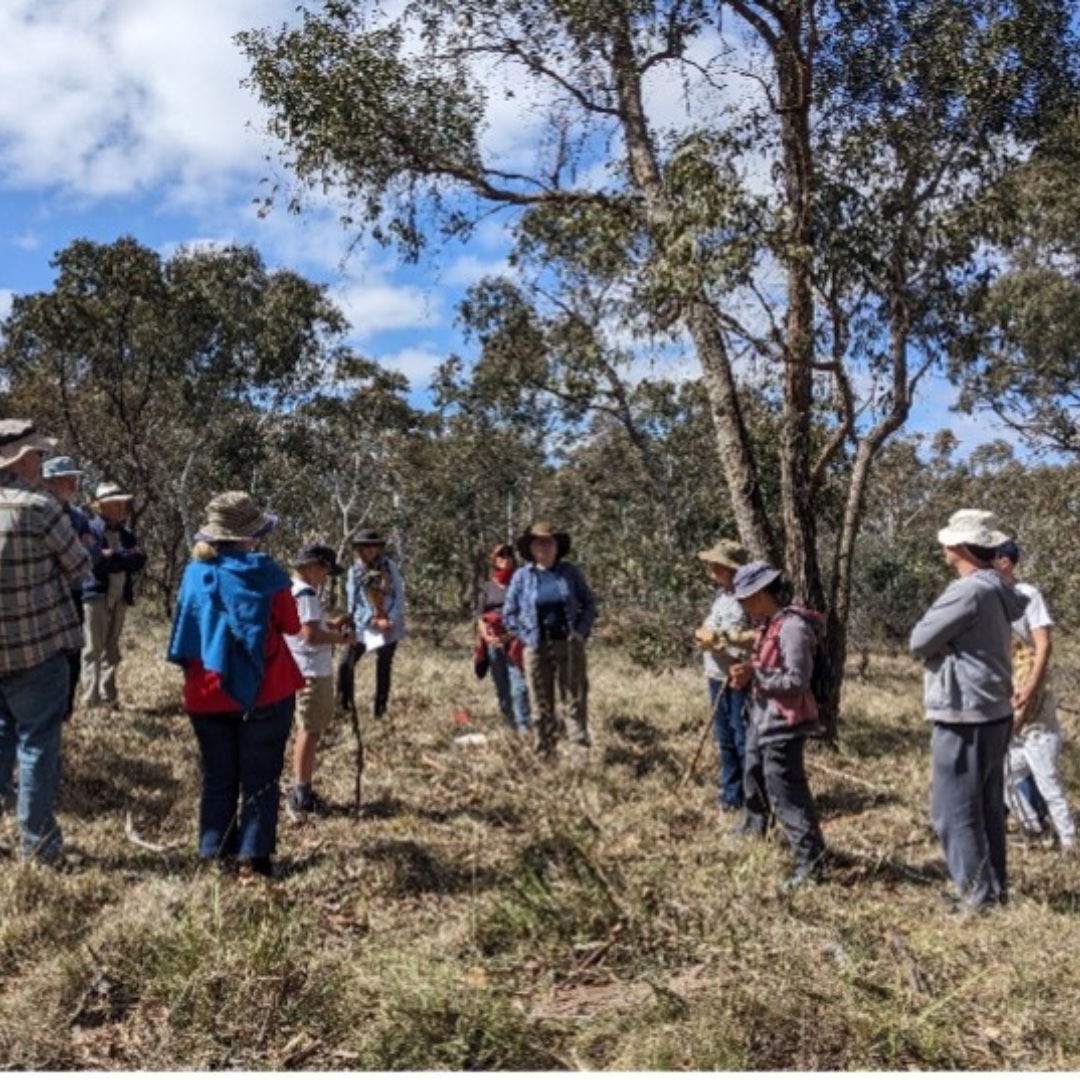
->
[333, 280, 443, 343]
[376, 345, 446, 390]
[440, 252, 512, 289]
[0, 288, 14, 322]
[0, 0, 296, 206]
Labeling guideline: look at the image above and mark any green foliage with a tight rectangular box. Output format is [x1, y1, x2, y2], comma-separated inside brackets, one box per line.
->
[0, 237, 353, 604]
[953, 111, 1080, 453]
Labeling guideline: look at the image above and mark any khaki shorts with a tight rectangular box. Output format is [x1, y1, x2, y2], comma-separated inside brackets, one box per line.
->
[295, 675, 336, 735]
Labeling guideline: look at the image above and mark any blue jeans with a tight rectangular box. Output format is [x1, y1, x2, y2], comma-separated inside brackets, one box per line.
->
[189, 697, 294, 861]
[1019, 773, 1049, 824]
[0, 652, 68, 861]
[708, 678, 748, 809]
[488, 645, 530, 732]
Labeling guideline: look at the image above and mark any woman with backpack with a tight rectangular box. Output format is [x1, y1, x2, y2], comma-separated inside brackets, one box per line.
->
[729, 561, 827, 890]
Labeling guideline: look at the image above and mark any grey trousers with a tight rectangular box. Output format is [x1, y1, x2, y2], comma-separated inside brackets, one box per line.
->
[744, 724, 825, 868]
[931, 716, 1012, 909]
[82, 597, 127, 706]
[523, 637, 589, 755]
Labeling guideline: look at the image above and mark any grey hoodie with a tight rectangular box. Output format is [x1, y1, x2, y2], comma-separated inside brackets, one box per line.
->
[910, 568, 1029, 725]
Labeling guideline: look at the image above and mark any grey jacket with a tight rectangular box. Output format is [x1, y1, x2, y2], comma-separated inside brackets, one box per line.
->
[910, 568, 1028, 725]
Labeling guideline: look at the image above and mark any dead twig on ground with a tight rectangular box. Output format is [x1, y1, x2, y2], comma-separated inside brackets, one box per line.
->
[123, 811, 179, 853]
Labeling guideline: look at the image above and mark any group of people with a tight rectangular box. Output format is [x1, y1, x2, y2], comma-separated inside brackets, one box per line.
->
[696, 507, 1074, 908]
[2, 415, 1070, 906]
[0, 421, 145, 863]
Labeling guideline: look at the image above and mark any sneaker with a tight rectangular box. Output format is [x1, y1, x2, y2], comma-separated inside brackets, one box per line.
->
[1008, 826, 1046, 847]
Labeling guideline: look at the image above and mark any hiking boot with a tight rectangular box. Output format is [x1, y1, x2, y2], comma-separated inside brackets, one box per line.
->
[286, 785, 329, 823]
[782, 855, 826, 893]
[238, 856, 274, 880]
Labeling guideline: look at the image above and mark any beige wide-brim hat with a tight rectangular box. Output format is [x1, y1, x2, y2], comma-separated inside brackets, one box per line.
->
[697, 538, 749, 570]
[517, 521, 571, 562]
[195, 491, 277, 542]
[0, 419, 56, 468]
[94, 481, 134, 504]
[936, 509, 1010, 549]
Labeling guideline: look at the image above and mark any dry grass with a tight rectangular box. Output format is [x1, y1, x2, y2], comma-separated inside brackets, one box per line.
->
[3, 616, 1080, 1069]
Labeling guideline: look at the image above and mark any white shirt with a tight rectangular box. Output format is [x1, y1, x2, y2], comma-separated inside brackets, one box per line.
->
[1012, 581, 1052, 648]
[285, 579, 334, 678]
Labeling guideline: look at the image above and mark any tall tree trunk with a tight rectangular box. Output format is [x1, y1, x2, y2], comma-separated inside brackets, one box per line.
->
[687, 302, 777, 559]
[609, 8, 775, 559]
[776, 2, 825, 611]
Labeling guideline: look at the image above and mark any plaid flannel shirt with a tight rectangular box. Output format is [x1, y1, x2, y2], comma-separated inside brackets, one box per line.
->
[0, 481, 92, 676]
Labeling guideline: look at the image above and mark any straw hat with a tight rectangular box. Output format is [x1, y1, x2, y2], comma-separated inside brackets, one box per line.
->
[697, 538, 749, 570]
[194, 491, 277, 542]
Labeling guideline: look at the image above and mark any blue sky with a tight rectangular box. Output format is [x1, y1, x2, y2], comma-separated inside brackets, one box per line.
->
[0, 0, 1013, 456]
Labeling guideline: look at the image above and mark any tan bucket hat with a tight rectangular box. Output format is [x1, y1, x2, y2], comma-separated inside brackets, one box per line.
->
[194, 491, 277, 542]
[697, 538, 749, 569]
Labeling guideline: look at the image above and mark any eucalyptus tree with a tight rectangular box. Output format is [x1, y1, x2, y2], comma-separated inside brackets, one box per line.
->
[952, 113, 1080, 455]
[0, 236, 348, 604]
[240, 0, 1077, 734]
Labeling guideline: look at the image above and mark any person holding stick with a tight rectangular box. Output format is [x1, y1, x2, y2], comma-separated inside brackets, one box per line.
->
[729, 561, 827, 890]
[694, 539, 753, 813]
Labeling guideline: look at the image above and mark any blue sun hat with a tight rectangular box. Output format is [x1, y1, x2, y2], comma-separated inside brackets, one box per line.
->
[732, 560, 782, 600]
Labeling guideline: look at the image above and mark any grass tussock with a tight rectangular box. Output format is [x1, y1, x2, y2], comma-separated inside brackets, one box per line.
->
[3, 616, 1080, 1068]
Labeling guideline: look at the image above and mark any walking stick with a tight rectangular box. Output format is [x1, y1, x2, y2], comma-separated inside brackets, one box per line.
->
[339, 632, 364, 817]
[348, 695, 364, 817]
[678, 705, 716, 790]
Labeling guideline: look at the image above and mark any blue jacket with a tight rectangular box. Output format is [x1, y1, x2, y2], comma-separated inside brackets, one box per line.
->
[345, 555, 406, 644]
[83, 516, 147, 605]
[502, 560, 596, 649]
[167, 550, 292, 711]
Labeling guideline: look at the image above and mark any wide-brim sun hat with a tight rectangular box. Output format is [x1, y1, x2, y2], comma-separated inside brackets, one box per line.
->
[732, 560, 783, 600]
[350, 528, 387, 547]
[517, 521, 571, 562]
[936, 509, 1009, 549]
[195, 490, 277, 542]
[0, 419, 56, 469]
[292, 543, 344, 576]
[42, 455, 84, 479]
[697, 538, 749, 570]
[95, 481, 134, 504]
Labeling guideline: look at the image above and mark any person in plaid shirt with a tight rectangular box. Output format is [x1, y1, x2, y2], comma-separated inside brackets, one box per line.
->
[0, 419, 92, 864]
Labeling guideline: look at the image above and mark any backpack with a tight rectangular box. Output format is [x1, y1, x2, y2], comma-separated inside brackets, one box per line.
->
[780, 606, 831, 720]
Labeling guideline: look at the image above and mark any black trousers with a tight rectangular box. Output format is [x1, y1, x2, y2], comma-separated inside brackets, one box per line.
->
[744, 725, 825, 868]
[337, 641, 398, 718]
